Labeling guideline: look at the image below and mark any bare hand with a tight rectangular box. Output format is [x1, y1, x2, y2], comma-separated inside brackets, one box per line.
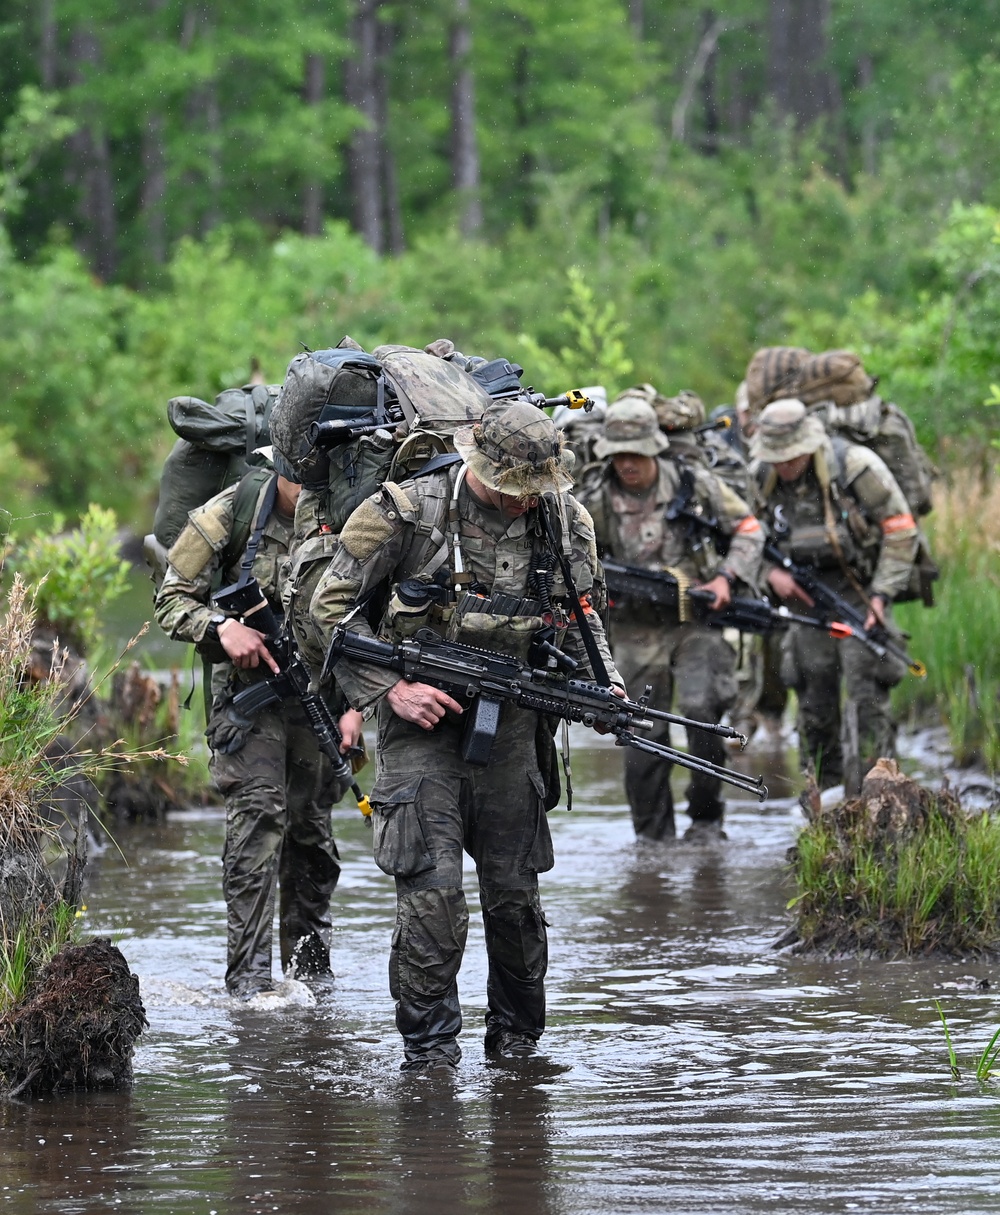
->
[595, 684, 628, 734]
[219, 620, 281, 673]
[767, 568, 816, 607]
[864, 594, 887, 631]
[386, 679, 464, 730]
[338, 708, 365, 753]
[696, 574, 732, 611]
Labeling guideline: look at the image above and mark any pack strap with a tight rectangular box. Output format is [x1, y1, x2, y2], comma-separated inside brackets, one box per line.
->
[244, 392, 256, 462]
[237, 473, 279, 587]
[538, 494, 612, 687]
[414, 451, 464, 477]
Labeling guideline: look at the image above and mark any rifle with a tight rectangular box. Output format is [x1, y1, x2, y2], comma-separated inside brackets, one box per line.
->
[762, 542, 926, 678]
[655, 475, 927, 678]
[601, 558, 828, 637]
[324, 625, 768, 801]
[214, 577, 373, 816]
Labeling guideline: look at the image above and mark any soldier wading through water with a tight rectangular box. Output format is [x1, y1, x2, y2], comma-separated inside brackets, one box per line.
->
[577, 397, 764, 842]
[308, 402, 625, 1074]
[749, 399, 918, 792]
[155, 455, 363, 1000]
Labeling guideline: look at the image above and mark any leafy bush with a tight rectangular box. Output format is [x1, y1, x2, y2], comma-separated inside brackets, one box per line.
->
[13, 505, 130, 656]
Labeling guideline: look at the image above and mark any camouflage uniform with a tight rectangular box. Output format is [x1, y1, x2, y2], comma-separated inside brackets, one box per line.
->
[750, 400, 919, 791]
[577, 399, 764, 840]
[155, 477, 344, 998]
[308, 403, 621, 1070]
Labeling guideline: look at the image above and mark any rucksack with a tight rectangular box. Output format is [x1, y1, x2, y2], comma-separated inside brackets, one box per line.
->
[143, 382, 278, 585]
[272, 342, 493, 535]
[810, 395, 935, 519]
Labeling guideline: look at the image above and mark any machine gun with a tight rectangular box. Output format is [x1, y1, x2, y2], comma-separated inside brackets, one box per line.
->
[324, 625, 768, 801]
[654, 475, 927, 679]
[213, 576, 373, 816]
[601, 558, 829, 637]
[762, 542, 926, 678]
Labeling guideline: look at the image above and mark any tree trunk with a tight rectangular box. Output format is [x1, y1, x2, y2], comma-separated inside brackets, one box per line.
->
[136, 0, 169, 267]
[302, 51, 325, 236]
[345, 0, 384, 253]
[628, 0, 644, 40]
[767, 0, 841, 129]
[65, 25, 118, 280]
[139, 112, 168, 266]
[376, 18, 405, 254]
[512, 44, 534, 226]
[857, 53, 877, 176]
[698, 9, 721, 155]
[450, 0, 482, 237]
[39, 0, 57, 89]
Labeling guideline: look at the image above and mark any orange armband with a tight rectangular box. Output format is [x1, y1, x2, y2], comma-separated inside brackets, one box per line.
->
[734, 515, 762, 535]
[881, 513, 916, 535]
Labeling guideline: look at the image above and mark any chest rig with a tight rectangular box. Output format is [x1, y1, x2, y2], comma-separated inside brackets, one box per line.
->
[764, 440, 880, 582]
[383, 462, 573, 662]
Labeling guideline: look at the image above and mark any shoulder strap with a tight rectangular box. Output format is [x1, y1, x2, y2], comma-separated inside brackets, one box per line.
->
[221, 467, 276, 577]
[413, 451, 464, 477]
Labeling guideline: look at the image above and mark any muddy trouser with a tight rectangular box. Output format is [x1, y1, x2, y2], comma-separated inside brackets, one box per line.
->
[613, 621, 738, 840]
[209, 697, 343, 994]
[370, 705, 553, 1068]
[780, 616, 907, 793]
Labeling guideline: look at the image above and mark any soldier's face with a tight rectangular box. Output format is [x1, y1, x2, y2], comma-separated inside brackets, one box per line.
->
[773, 453, 813, 482]
[466, 469, 539, 518]
[611, 453, 659, 491]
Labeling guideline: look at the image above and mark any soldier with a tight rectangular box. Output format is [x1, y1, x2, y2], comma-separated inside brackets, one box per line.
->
[307, 402, 623, 1073]
[155, 458, 363, 1000]
[749, 399, 918, 792]
[576, 398, 764, 842]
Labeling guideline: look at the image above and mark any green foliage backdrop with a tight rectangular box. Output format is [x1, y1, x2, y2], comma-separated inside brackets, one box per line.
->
[0, 2, 995, 527]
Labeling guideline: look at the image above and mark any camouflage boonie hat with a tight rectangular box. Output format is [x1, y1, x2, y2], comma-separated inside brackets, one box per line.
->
[593, 399, 670, 459]
[655, 389, 706, 432]
[613, 383, 670, 412]
[454, 401, 573, 497]
[749, 398, 826, 464]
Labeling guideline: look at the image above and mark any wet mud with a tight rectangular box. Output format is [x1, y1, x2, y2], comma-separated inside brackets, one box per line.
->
[2, 729, 999, 1213]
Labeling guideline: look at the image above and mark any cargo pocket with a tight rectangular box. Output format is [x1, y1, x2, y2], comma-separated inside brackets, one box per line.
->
[517, 771, 555, 875]
[370, 777, 435, 878]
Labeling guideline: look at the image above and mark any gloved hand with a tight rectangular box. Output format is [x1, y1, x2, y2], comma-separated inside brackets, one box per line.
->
[205, 703, 256, 755]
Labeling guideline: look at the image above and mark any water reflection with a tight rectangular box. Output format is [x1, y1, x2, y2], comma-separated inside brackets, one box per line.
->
[5, 739, 1000, 1213]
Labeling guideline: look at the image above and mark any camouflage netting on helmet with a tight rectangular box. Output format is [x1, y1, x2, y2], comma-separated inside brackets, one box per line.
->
[454, 402, 573, 496]
[655, 389, 706, 432]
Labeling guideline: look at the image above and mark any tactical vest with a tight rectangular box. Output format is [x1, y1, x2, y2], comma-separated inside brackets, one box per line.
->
[759, 439, 882, 583]
[379, 465, 573, 660]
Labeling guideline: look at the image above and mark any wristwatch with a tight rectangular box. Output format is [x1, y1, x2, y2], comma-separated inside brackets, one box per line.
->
[205, 613, 229, 644]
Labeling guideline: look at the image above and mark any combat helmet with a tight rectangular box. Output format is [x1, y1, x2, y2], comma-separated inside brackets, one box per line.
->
[453, 401, 574, 496]
[593, 398, 670, 459]
[749, 398, 826, 464]
[654, 389, 706, 433]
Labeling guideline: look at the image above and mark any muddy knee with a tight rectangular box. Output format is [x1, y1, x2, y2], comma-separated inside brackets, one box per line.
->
[480, 887, 548, 982]
[389, 887, 469, 1001]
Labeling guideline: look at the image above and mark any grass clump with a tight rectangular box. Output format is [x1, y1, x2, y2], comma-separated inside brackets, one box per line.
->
[934, 1001, 1000, 1083]
[894, 478, 1000, 767]
[0, 573, 178, 1016]
[787, 760, 1000, 957]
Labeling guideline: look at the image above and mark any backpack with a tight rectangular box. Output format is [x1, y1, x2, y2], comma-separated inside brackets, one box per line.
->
[277, 343, 493, 535]
[810, 396, 935, 519]
[143, 382, 278, 585]
[377, 346, 491, 480]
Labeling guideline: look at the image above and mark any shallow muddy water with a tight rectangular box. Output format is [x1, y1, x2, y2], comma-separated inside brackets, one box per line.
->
[4, 732, 1000, 1215]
